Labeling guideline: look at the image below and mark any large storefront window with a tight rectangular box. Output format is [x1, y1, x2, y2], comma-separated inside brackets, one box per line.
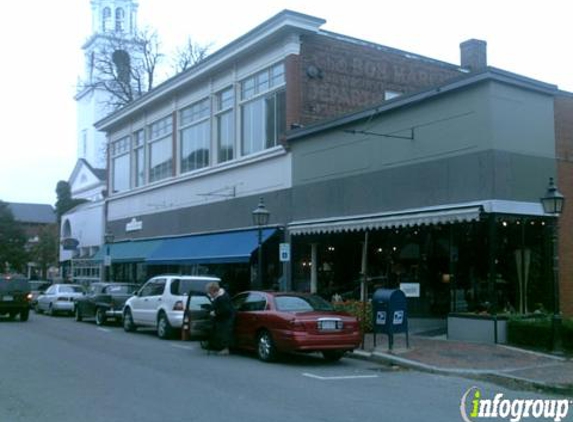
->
[240, 63, 286, 156]
[111, 136, 130, 193]
[180, 98, 210, 173]
[148, 116, 173, 183]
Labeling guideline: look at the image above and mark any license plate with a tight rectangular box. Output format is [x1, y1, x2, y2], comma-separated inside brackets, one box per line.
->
[2, 295, 14, 302]
[318, 320, 341, 331]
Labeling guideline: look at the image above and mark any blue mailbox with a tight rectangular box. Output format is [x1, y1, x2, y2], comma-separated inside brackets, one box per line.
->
[372, 288, 409, 350]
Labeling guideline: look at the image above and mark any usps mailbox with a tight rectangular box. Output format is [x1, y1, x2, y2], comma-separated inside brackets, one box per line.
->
[372, 288, 409, 350]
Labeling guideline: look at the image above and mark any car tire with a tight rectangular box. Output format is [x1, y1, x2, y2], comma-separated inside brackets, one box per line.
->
[95, 308, 106, 326]
[74, 306, 83, 322]
[20, 309, 29, 322]
[157, 313, 172, 339]
[257, 330, 278, 362]
[123, 308, 137, 332]
[322, 350, 345, 362]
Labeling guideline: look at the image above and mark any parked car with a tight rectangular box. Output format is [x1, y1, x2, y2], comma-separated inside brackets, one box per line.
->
[74, 282, 139, 325]
[28, 280, 52, 309]
[232, 291, 361, 362]
[0, 274, 31, 321]
[35, 284, 85, 316]
[123, 275, 221, 339]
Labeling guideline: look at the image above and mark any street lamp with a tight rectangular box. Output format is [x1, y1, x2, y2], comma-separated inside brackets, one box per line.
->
[252, 198, 270, 290]
[104, 231, 114, 282]
[540, 177, 565, 352]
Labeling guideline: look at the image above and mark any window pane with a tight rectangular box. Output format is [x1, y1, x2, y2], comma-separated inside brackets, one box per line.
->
[149, 137, 172, 182]
[217, 88, 234, 111]
[241, 77, 255, 100]
[241, 98, 264, 155]
[217, 110, 234, 163]
[180, 120, 210, 173]
[112, 154, 130, 192]
[135, 147, 145, 187]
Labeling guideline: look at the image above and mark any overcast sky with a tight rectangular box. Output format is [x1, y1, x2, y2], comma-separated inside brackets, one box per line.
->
[0, 0, 571, 205]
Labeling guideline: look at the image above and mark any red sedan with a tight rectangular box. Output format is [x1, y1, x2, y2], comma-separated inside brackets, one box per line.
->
[232, 291, 361, 362]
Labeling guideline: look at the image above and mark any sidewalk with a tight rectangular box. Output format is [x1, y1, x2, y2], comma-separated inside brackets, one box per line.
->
[352, 332, 573, 395]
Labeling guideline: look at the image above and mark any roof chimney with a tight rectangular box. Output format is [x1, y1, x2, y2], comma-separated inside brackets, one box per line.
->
[460, 39, 487, 71]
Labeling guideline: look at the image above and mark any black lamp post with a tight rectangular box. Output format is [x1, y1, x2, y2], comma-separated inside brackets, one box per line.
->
[252, 198, 270, 289]
[540, 177, 565, 352]
[104, 231, 115, 282]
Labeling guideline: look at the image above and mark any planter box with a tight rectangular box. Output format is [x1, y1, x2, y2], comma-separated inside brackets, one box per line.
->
[447, 313, 508, 344]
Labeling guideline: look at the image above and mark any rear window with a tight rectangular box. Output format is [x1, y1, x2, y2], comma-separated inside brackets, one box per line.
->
[60, 285, 84, 293]
[106, 284, 138, 294]
[171, 278, 216, 295]
[274, 295, 334, 312]
[0, 277, 30, 292]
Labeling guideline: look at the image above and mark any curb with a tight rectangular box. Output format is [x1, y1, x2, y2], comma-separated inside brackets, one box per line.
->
[349, 350, 573, 396]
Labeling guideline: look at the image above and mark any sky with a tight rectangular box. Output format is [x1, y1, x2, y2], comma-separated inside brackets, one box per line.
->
[0, 0, 571, 206]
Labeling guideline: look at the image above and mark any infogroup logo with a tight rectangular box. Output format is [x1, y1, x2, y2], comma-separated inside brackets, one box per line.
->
[460, 387, 571, 422]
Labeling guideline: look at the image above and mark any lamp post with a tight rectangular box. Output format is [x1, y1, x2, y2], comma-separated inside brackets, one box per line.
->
[540, 177, 565, 352]
[104, 231, 114, 282]
[252, 198, 270, 290]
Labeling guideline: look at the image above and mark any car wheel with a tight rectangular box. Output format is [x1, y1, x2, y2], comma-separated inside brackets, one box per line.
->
[19, 309, 29, 322]
[74, 306, 83, 322]
[95, 308, 106, 326]
[157, 313, 172, 339]
[257, 330, 278, 362]
[322, 350, 345, 362]
[123, 308, 137, 332]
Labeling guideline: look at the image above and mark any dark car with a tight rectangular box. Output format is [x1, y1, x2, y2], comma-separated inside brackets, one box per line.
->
[0, 274, 31, 321]
[232, 291, 361, 362]
[74, 282, 139, 325]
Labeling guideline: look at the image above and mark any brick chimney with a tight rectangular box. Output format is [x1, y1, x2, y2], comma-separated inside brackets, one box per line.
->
[460, 39, 487, 71]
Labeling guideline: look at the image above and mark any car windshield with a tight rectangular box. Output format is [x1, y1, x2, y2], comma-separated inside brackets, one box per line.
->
[60, 285, 84, 293]
[274, 295, 334, 312]
[106, 284, 138, 294]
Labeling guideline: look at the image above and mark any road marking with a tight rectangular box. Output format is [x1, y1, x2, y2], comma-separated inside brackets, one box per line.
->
[170, 343, 197, 351]
[302, 373, 379, 381]
[96, 327, 112, 333]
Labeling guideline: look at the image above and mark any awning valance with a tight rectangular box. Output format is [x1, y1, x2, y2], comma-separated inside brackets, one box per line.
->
[93, 239, 164, 263]
[289, 200, 546, 236]
[146, 228, 277, 265]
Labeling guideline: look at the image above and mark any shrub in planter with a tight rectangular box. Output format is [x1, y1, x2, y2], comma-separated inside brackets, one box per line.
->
[507, 316, 552, 351]
[333, 300, 372, 333]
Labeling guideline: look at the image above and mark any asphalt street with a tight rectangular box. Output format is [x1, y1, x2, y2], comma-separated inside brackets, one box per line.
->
[0, 313, 567, 422]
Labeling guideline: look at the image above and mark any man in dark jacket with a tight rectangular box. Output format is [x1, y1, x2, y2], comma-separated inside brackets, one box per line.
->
[206, 281, 235, 355]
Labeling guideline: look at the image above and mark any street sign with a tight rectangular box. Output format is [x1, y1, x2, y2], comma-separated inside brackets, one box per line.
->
[104, 255, 112, 266]
[279, 243, 290, 262]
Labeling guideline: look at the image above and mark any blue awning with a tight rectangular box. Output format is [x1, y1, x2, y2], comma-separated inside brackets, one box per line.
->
[146, 228, 277, 265]
[93, 239, 164, 263]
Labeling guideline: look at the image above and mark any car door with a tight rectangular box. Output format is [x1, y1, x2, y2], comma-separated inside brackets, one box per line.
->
[233, 292, 268, 348]
[141, 279, 166, 325]
[39, 285, 56, 311]
[129, 280, 155, 324]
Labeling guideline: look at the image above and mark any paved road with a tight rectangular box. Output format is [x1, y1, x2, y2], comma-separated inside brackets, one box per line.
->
[0, 314, 568, 422]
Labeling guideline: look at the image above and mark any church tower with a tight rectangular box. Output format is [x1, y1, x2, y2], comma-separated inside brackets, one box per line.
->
[75, 0, 139, 169]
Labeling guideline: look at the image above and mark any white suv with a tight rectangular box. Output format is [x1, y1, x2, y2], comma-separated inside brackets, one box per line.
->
[122, 275, 220, 339]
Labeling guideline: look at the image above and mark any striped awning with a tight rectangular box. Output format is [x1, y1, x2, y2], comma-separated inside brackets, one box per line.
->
[288, 200, 546, 236]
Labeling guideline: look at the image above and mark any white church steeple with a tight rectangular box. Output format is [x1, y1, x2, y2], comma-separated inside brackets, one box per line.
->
[76, 0, 139, 169]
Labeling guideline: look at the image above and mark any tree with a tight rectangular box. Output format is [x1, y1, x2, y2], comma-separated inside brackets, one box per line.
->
[0, 201, 28, 273]
[80, 28, 211, 111]
[54, 181, 88, 222]
[29, 224, 58, 279]
[172, 37, 212, 73]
